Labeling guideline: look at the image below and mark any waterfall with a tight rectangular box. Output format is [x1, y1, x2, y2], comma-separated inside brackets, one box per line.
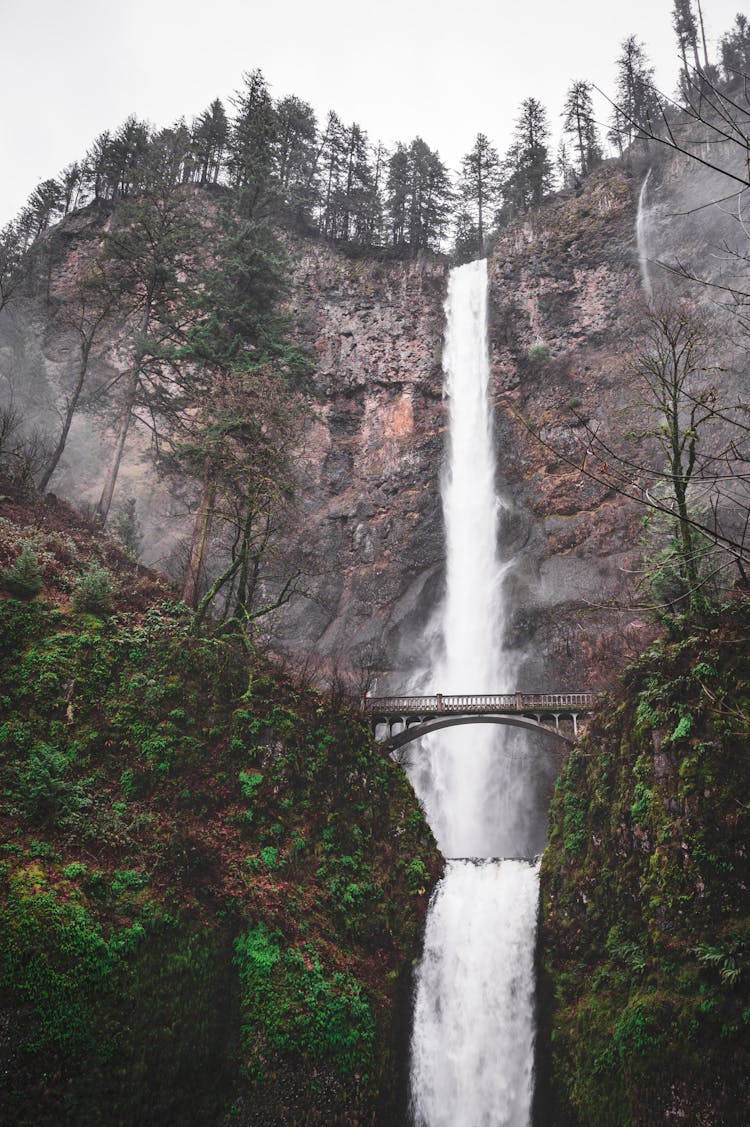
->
[407, 260, 540, 1127]
[637, 169, 653, 304]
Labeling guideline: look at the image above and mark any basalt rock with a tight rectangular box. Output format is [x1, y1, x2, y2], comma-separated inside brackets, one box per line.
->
[3, 162, 730, 695]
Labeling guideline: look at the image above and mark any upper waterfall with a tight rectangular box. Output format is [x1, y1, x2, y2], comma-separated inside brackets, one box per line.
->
[637, 168, 653, 304]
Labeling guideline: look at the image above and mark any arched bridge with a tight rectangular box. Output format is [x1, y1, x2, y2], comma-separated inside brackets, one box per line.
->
[362, 693, 596, 751]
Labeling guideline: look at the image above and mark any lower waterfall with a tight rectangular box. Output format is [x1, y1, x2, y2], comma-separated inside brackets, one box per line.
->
[406, 260, 540, 1127]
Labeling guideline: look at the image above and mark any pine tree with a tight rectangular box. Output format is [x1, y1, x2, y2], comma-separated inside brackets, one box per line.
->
[94, 144, 201, 524]
[0, 222, 24, 313]
[1, 545, 43, 599]
[608, 36, 662, 155]
[192, 98, 229, 186]
[26, 179, 64, 238]
[720, 14, 750, 83]
[672, 0, 702, 92]
[340, 124, 378, 244]
[561, 81, 603, 178]
[171, 209, 307, 618]
[386, 139, 452, 253]
[458, 133, 500, 254]
[274, 95, 318, 229]
[502, 98, 555, 211]
[227, 69, 279, 216]
[317, 111, 348, 238]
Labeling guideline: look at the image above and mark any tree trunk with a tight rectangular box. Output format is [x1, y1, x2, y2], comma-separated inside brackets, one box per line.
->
[40, 345, 92, 492]
[94, 376, 136, 526]
[696, 0, 710, 73]
[182, 473, 216, 606]
[39, 303, 109, 491]
[95, 305, 150, 525]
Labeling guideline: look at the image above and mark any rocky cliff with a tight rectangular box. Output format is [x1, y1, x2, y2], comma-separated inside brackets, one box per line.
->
[271, 167, 656, 693]
[2, 153, 740, 692]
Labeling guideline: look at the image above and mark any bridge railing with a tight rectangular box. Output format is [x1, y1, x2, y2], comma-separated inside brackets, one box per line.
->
[362, 692, 596, 715]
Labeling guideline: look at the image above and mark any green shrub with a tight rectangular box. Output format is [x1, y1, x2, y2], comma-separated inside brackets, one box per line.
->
[233, 926, 376, 1081]
[1, 546, 43, 599]
[17, 743, 86, 824]
[405, 857, 428, 894]
[109, 497, 143, 558]
[72, 566, 113, 616]
[528, 342, 550, 367]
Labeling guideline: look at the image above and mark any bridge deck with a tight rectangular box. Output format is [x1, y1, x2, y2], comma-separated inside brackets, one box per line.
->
[362, 692, 595, 716]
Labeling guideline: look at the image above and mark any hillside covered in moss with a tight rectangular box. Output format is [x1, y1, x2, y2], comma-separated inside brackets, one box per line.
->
[538, 602, 750, 1125]
[0, 497, 441, 1126]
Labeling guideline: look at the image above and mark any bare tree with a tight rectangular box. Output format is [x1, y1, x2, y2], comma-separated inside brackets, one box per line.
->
[39, 265, 117, 492]
[516, 304, 750, 611]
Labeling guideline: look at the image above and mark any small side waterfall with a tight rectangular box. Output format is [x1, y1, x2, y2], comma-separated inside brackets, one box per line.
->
[637, 168, 653, 304]
[407, 260, 540, 1127]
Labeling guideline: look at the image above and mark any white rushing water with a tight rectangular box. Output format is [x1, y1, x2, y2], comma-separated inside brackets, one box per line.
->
[637, 168, 653, 304]
[410, 861, 539, 1127]
[407, 260, 540, 1127]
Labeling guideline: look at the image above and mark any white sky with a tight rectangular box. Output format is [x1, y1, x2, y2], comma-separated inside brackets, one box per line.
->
[1, 0, 746, 225]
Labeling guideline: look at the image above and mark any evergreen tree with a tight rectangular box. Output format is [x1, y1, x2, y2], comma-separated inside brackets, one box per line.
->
[94, 147, 201, 524]
[386, 144, 409, 246]
[273, 95, 318, 228]
[452, 207, 481, 264]
[171, 207, 307, 619]
[26, 179, 64, 238]
[673, 0, 702, 89]
[502, 98, 555, 211]
[561, 81, 603, 178]
[608, 36, 662, 155]
[59, 163, 84, 215]
[340, 124, 379, 244]
[1, 546, 43, 599]
[107, 117, 151, 199]
[386, 138, 452, 253]
[82, 130, 113, 201]
[317, 111, 348, 238]
[191, 98, 229, 186]
[720, 14, 750, 82]
[458, 133, 500, 254]
[81, 118, 151, 201]
[0, 222, 24, 313]
[555, 140, 575, 190]
[148, 121, 195, 188]
[227, 69, 279, 216]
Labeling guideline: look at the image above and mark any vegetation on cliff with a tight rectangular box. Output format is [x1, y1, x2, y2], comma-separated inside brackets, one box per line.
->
[539, 600, 750, 1125]
[0, 498, 440, 1125]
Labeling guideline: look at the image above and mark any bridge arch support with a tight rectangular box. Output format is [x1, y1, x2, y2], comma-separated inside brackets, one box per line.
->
[379, 712, 574, 751]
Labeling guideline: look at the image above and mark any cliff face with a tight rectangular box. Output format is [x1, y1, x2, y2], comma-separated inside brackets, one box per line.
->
[263, 169, 656, 691]
[485, 169, 653, 691]
[269, 243, 449, 679]
[2, 157, 733, 693]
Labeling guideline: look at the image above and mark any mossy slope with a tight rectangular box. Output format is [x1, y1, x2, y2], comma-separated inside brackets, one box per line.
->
[539, 602, 750, 1125]
[0, 503, 440, 1125]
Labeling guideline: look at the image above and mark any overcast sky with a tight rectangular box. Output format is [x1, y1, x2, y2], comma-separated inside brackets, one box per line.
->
[1, 0, 746, 225]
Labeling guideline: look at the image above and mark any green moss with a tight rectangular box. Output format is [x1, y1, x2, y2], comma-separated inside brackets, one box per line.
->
[0, 540, 439, 1123]
[233, 925, 376, 1084]
[540, 600, 750, 1123]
